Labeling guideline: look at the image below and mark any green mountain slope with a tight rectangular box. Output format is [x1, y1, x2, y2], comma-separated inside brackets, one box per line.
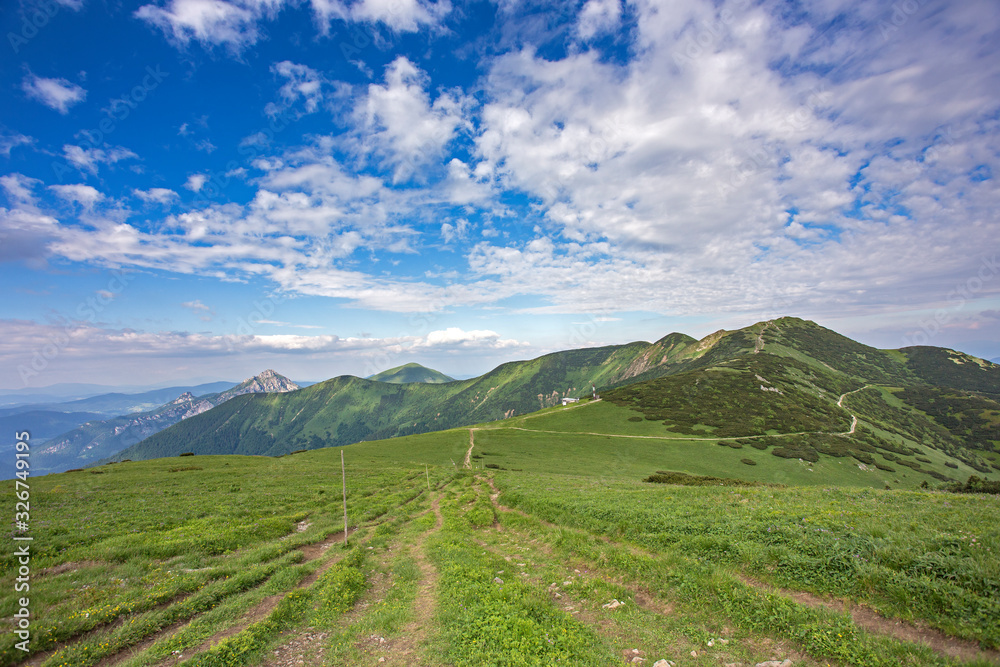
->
[368, 363, 455, 384]
[106, 318, 999, 478]
[896, 346, 1000, 397]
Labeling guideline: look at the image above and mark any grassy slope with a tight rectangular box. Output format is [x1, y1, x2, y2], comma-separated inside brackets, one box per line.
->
[6, 429, 999, 667]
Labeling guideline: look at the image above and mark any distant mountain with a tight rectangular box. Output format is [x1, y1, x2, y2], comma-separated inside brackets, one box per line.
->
[0, 410, 106, 441]
[0, 381, 237, 419]
[369, 363, 455, 384]
[107, 317, 1000, 472]
[29, 371, 298, 476]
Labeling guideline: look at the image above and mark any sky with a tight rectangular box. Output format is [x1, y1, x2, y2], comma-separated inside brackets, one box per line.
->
[1, 0, 999, 390]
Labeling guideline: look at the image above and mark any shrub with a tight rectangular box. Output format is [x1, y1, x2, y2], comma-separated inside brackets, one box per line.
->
[741, 458, 757, 466]
[772, 446, 819, 463]
[945, 461, 959, 469]
[179, 452, 195, 457]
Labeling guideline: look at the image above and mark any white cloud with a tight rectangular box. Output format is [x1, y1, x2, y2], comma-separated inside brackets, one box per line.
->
[360, 57, 467, 181]
[135, 0, 268, 52]
[22, 74, 87, 114]
[136, 0, 449, 52]
[134, 187, 179, 205]
[182, 299, 215, 321]
[576, 0, 620, 40]
[350, 0, 450, 32]
[267, 61, 326, 116]
[49, 184, 104, 209]
[184, 174, 209, 192]
[0, 174, 41, 204]
[418, 327, 525, 349]
[0, 132, 33, 157]
[63, 145, 137, 175]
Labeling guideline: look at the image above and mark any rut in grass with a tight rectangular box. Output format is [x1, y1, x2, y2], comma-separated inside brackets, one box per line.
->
[374, 494, 444, 662]
[482, 475, 999, 665]
[85, 529, 356, 667]
[263, 494, 445, 667]
[736, 573, 1000, 665]
[159, 528, 358, 667]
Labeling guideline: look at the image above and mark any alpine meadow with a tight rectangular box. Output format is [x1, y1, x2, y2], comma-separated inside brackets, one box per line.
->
[3, 0, 1000, 666]
[3, 318, 1000, 666]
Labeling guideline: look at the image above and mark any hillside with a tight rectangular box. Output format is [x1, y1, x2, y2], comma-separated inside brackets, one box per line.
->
[369, 362, 455, 384]
[32, 371, 298, 475]
[4, 418, 998, 667]
[108, 318, 999, 472]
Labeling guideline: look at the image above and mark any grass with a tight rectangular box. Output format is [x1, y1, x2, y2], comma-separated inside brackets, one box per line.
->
[4, 386, 999, 667]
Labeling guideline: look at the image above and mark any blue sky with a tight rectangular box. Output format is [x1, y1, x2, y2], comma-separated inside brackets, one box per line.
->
[1, 0, 999, 389]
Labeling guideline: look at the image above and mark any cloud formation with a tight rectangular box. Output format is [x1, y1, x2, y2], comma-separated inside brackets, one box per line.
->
[22, 74, 86, 114]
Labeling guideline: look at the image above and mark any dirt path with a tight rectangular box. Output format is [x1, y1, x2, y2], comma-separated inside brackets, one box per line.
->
[464, 429, 475, 468]
[836, 385, 871, 435]
[370, 494, 444, 663]
[737, 575, 1000, 664]
[754, 320, 772, 354]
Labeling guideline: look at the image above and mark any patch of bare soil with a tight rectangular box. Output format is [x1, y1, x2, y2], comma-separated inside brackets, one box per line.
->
[737, 574, 1000, 663]
[38, 560, 105, 577]
[262, 628, 330, 667]
[368, 495, 443, 664]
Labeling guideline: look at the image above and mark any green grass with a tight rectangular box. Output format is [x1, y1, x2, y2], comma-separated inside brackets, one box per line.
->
[494, 472, 1000, 649]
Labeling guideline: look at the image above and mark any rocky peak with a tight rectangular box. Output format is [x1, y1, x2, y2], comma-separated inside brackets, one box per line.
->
[222, 369, 300, 399]
[173, 392, 195, 403]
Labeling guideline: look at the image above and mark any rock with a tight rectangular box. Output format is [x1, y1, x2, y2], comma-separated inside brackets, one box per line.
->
[707, 639, 714, 647]
[493, 577, 504, 584]
[631, 658, 645, 664]
[754, 661, 792, 667]
[691, 650, 698, 657]
[653, 661, 671, 667]
[602, 599, 624, 609]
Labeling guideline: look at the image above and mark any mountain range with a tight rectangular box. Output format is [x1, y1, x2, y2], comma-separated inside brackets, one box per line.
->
[103, 318, 1000, 482]
[28, 371, 299, 475]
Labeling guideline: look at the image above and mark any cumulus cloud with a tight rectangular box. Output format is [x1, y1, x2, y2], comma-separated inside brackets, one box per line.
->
[134, 0, 272, 52]
[0, 320, 525, 387]
[266, 61, 326, 116]
[360, 57, 466, 181]
[134, 187, 179, 205]
[136, 0, 450, 52]
[184, 174, 209, 192]
[22, 74, 86, 113]
[63, 145, 137, 175]
[575, 0, 620, 40]
[0, 174, 41, 204]
[48, 184, 103, 209]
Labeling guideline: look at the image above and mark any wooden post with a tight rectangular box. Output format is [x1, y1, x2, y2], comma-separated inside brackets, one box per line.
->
[425, 464, 430, 489]
[341, 449, 348, 546]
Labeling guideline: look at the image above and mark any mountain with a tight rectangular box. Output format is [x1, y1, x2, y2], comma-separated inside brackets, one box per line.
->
[0, 410, 106, 441]
[29, 371, 298, 475]
[369, 363, 455, 384]
[0, 381, 237, 419]
[106, 317, 997, 475]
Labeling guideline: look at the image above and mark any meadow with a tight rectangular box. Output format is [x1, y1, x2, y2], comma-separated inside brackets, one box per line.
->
[3, 398, 999, 666]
